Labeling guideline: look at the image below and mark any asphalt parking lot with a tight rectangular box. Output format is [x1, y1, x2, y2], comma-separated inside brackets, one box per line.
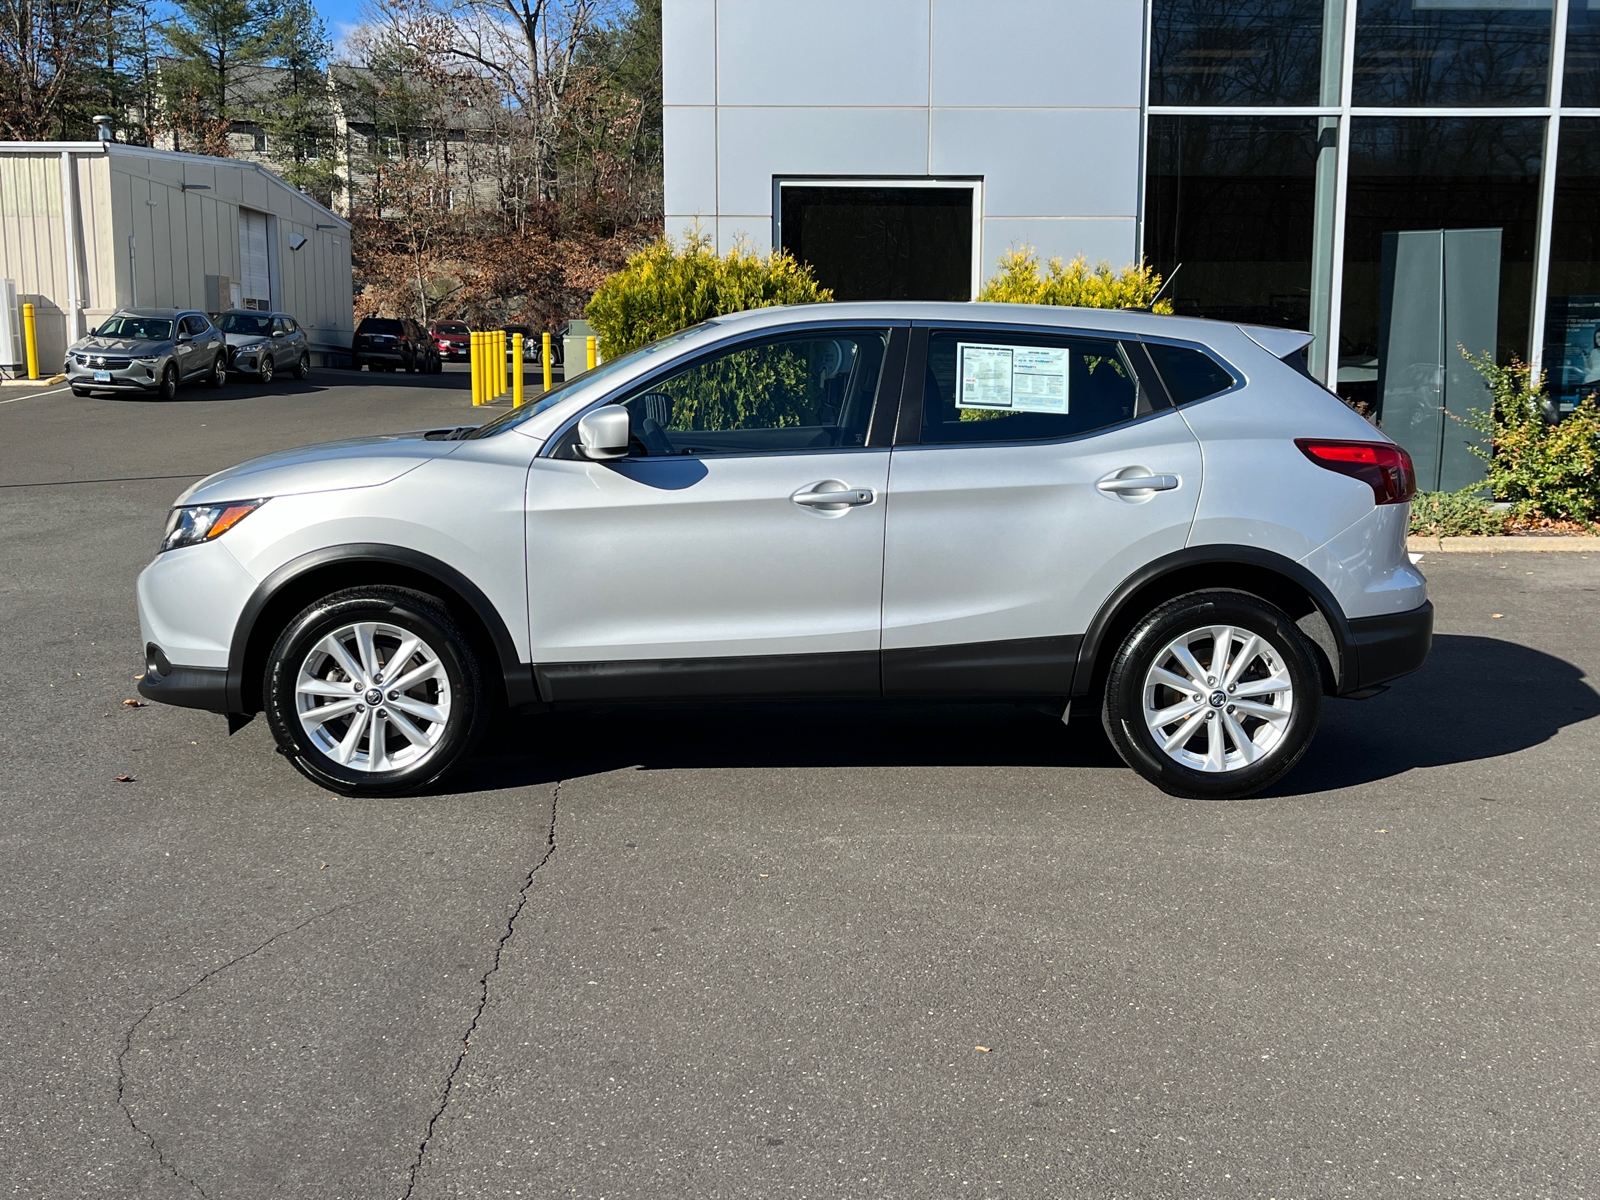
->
[3, 367, 1598, 1199]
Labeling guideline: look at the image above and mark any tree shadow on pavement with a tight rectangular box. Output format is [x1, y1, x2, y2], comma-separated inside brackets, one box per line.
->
[443, 634, 1598, 798]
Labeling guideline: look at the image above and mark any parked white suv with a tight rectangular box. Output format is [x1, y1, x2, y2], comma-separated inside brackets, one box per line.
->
[136, 303, 1430, 799]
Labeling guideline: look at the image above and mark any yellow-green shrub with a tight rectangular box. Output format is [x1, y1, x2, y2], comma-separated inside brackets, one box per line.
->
[978, 247, 1173, 312]
[586, 231, 832, 357]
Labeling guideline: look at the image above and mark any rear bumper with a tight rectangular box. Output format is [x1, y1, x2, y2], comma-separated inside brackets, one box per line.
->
[1346, 600, 1433, 693]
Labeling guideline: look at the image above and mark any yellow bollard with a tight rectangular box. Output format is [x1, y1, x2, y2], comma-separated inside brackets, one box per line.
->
[499, 330, 508, 398]
[513, 334, 525, 407]
[586, 335, 597, 372]
[542, 332, 552, 393]
[471, 331, 482, 405]
[22, 302, 39, 380]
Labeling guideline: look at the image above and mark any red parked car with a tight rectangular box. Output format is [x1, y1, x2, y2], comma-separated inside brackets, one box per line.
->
[430, 320, 470, 361]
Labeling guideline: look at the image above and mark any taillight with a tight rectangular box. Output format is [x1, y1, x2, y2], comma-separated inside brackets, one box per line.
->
[1295, 438, 1417, 505]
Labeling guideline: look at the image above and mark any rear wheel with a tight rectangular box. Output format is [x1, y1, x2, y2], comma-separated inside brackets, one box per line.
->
[1101, 590, 1322, 800]
[264, 587, 489, 796]
[294, 352, 310, 379]
[207, 353, 227, 388]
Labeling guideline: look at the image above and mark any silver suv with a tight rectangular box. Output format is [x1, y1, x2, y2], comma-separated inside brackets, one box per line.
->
[135, 304, 1431, 799]
[68, 308, 228, 399]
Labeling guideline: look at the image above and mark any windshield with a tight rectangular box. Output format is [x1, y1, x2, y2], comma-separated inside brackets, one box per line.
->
[95, 316, 173, 341]
[436, 322, 469, 334]
[219, 313, 273, 335]
[466, 325, 708, 439]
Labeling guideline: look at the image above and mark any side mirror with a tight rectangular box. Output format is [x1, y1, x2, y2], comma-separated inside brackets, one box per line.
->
[272, 329, 285, 338]
[177, 333, 191, 344]
[577, 407, 631, 461]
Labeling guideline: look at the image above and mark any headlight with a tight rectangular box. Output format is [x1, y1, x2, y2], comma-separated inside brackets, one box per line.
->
[161, 499, 267, 551]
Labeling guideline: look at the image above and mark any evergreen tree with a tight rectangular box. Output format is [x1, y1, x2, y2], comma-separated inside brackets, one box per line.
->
[257, 0, 338, 201]
[160, 0, 272, 151]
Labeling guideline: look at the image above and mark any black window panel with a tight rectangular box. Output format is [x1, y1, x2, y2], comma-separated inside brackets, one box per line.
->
[1352, 0, 1552, 107]
[359, 318, 404, 335]
[1542, 119, 1600, 413]
[920, 331, 1145, 445]
[1150, 0, 1328, 106]
[1144, 342, 1238, 405]
[1337, 117, 1543, 413]
[1144, 115, 1322, 332]
[779, 186, 971, 302]
[1565, 4, 1600, 107]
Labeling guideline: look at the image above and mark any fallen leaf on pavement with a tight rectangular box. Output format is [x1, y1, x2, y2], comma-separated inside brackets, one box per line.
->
[1375, 828, 1388, 833]
[114, 775, 135, 783]
[1491, 613, 1504, 619]
[122, 699, 146, 707]
[975, 1046, 992, 1053]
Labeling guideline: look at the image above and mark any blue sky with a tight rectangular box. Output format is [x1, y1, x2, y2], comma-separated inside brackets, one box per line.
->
[313, 0, 370, 52]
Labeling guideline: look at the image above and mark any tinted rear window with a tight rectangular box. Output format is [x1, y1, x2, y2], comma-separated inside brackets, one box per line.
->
[436, 322, 469, 334]
[1144, 342, 1237, 405]
[358, 319, 404, 335]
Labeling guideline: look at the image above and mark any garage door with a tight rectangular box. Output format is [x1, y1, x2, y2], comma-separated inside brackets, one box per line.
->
[238, 209, 270, 309]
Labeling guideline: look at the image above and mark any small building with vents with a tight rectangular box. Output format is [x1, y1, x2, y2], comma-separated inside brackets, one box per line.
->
[0, 138, 353, 375]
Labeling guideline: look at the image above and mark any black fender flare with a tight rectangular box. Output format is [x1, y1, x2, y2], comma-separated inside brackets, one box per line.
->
[226, 543, 535, 711]
[1070, 545, 1356, 697]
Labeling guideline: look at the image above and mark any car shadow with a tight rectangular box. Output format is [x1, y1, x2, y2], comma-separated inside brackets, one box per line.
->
[440, 634, 1598, 799]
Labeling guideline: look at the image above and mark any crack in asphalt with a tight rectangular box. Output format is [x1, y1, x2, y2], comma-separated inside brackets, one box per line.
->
[115, 905, 350, 1198]
[401, 779, 562, 1200]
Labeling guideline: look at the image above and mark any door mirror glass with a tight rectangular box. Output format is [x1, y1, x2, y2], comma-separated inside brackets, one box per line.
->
[577, 407, 631, 460]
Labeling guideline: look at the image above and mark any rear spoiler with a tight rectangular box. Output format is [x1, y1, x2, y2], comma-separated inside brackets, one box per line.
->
[1239, 324, 1315, 361]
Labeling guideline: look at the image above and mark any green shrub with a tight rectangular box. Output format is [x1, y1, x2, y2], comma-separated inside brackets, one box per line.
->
[585, 230, 832, 357]
[977, 247, 1173, 312]
[1465, 353, 1600, 526]
[1408, 489, 1506, 537]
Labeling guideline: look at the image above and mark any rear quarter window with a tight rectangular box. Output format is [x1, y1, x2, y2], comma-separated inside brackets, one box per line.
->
[1143, 342, 1237, 405]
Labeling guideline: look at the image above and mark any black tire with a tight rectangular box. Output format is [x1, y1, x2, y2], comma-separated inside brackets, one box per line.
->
[351, 356, 364, 371]
[294, 352, 310, 380]
[404, 353, 417, 374]
[207, 353, 227, 388]
[264, 587, 489, 796]
[1101, 590, 1322, 800]
[71, 386, 90, 397]
[157, 364, 178, 401]
[258, 353, 275, 384]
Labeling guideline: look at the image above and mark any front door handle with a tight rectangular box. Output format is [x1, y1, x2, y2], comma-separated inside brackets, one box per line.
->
[792, 483, 875, 508]
[1097, 473, 1180, 495]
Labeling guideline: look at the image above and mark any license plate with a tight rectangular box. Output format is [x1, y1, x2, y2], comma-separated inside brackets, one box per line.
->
[93, 371, 111, 382]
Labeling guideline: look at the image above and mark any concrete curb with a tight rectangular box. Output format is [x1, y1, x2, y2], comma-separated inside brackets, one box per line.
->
[1, 374, 66, 387]
[1408, 535, 1597, 553]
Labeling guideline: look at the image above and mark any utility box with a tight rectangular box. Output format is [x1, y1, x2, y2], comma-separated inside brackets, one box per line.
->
[0, 279, 21, 377]
[204, 274, 233, 315]
[562, 319, 595, 377]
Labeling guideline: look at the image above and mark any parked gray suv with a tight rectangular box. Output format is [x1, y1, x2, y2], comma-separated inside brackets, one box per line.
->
[218, 310, 311, 383]
[68, 308, 228, 399]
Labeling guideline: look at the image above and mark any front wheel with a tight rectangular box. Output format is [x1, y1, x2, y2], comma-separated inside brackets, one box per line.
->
[258, 353, 275, 384]
[264, 587, 489, 796]
[157, 364, 178, 401]
[1101, 590, 1322, 800]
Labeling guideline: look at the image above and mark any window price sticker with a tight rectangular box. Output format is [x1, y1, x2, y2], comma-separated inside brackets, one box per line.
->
[957, 342, 1069, 414]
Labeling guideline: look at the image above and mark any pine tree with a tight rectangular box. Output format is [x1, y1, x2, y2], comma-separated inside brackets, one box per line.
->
[256, 0, 337, 201]
[159, 0, 272, 152]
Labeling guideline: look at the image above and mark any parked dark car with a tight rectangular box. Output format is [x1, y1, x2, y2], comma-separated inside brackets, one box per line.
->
[430, 320, 470, 361]
[218, 310, 311, 383]
[502, 324, 540, 363]
[353, 317, 425, 372]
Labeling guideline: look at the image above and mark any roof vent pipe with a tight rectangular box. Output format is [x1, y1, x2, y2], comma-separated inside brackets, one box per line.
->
[91, 115, 114, 142]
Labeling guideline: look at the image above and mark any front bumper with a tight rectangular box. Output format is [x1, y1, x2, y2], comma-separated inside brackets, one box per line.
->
[1346, 600, 1433, 692]
[66, 361, 160, 391]
[137, 646, 230, 712]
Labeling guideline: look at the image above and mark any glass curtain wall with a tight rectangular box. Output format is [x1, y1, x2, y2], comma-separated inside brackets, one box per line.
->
[1147, 0, 1589, 478]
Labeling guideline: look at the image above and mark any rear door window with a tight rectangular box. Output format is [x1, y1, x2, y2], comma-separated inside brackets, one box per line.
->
[917, 329, 1157, 444]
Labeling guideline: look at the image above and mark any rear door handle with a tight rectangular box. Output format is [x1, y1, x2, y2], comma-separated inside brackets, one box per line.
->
[792, 485, 875, 508]
[1097, 473, 1180, 494]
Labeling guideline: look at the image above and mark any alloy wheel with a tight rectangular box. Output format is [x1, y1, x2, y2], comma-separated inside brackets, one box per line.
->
[294, 620, 451, 773]
[1141, 624, 1294, 773]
